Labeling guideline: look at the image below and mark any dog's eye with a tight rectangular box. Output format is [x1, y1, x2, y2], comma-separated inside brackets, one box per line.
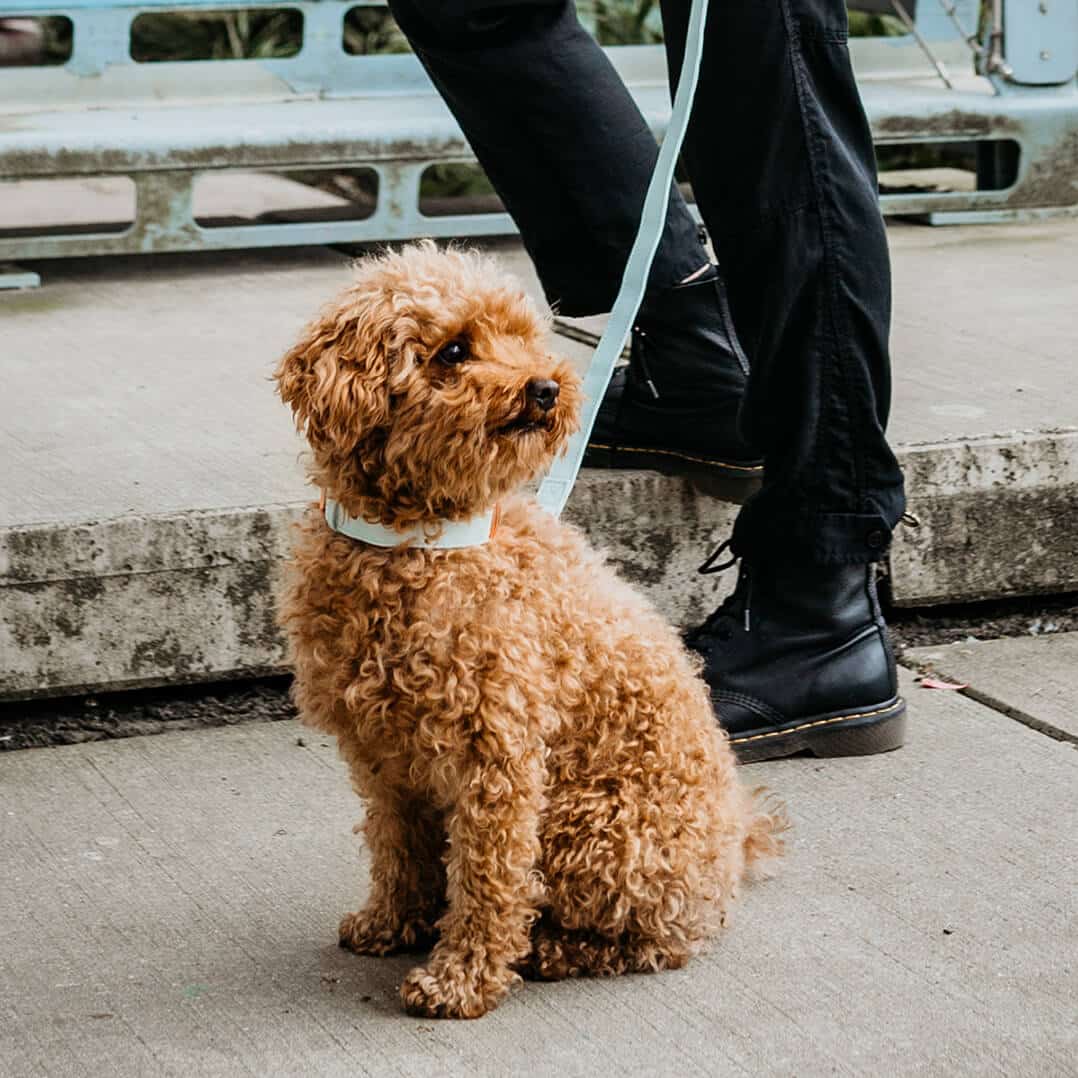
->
[435, 339, 469, 366]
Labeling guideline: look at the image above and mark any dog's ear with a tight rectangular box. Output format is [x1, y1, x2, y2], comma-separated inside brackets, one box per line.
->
[274, 295, 391, 455]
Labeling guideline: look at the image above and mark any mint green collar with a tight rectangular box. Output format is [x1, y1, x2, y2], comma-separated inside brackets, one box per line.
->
[323, 496, 497, 549]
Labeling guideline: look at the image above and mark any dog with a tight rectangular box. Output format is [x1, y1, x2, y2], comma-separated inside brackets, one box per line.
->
[274, 241, 784, 1019]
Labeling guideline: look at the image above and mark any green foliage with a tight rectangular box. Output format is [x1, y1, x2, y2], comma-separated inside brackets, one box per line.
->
[420, 163, 496, 201]
[343, 7, 410, 56]
[847, 10, 906, 37]
[40, 16, 73, 64]
[129, 9, 302, 62]
[577, 0, 663, 45]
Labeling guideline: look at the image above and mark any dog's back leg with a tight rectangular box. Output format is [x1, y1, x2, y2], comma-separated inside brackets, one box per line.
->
[518, 916, 692, 981]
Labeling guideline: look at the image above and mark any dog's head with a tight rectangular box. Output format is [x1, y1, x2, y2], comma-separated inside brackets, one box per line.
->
[275, 242, 582, 527]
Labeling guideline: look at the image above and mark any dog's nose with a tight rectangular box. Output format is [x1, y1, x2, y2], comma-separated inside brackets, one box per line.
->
[526, 378, 560, 412]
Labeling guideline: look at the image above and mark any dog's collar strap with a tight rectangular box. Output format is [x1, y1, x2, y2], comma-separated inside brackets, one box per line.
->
[322, 495, 498, 549]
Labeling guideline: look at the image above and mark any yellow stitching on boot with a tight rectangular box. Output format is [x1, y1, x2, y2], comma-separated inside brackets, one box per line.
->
[587, 442, 764, 473]
[728, 699, 905, 744]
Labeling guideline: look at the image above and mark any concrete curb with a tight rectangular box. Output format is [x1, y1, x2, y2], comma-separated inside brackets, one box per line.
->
[0, 504, 301, 701]
[893, 427, 1078, 604]
[2, 430, 1076, 701]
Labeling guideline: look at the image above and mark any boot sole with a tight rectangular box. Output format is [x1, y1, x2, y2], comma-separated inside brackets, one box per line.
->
[728, 696, 907, 764]
[584, 441, 764, 503]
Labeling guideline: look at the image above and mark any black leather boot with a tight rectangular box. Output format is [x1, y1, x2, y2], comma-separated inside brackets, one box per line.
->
[685, 544, 907, 763]
[583, 265, 763, 484]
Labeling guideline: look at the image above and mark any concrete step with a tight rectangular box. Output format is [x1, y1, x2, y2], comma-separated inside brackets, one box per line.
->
[2, 666, 1075, 1075]
[2, 216, 1077, 700]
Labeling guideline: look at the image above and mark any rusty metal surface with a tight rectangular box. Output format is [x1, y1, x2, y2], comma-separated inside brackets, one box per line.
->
[865, 80, 1078, 216]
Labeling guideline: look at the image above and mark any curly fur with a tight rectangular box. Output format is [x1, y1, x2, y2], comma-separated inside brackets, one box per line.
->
[275, 242, 785, 1020]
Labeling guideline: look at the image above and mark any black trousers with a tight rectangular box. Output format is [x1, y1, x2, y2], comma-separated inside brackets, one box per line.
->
[388, 0, 907, 564]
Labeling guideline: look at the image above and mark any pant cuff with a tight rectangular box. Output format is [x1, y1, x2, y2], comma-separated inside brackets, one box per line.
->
[731, 507, 899, 566]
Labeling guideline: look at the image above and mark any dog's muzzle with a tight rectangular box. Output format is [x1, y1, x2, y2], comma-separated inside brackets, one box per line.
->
[526, 378, 560, 412]
[500, 378, 560, 434]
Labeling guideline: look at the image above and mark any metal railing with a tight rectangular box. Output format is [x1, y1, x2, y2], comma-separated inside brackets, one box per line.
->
[0, 0, 1075, 278]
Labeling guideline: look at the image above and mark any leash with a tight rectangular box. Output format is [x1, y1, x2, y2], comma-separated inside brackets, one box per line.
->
[535, 0, 711, 518]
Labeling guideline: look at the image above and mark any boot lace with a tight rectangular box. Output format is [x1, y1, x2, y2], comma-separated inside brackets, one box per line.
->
[698, 537, 737, 576]
[686, 538, 753, 644]
[629, 325, 661, 400]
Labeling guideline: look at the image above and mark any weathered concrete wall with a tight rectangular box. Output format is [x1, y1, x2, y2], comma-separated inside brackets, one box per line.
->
[893, 429, 1078, 605]
[2, 430, 1076, 701]
[0, 506, 301, 700]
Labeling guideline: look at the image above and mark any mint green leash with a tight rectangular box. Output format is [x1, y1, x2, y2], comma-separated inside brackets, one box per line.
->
[535, 0, 710, 517]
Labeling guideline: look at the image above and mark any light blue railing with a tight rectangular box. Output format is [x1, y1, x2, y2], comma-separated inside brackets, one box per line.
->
[0, 0, 1074, 270]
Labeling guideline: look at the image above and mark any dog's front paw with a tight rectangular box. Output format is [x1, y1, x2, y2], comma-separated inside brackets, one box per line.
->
[400, 960, 518, 1019]
[339, 909, 435, 956]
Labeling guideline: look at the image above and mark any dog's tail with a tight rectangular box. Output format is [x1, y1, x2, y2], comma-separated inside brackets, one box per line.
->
[742, 786, 789, 879]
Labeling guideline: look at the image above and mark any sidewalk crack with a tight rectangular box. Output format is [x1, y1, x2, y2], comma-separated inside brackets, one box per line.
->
[899, 656, 1078, 748]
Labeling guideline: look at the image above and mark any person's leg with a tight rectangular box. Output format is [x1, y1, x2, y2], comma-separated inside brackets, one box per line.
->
[657, 0, 908, 760]
[659, 0, 905, 562]
[386, 0, 703, 315]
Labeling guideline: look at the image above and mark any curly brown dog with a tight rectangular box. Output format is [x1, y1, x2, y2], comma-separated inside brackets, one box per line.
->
[275, 241, 785, 1019]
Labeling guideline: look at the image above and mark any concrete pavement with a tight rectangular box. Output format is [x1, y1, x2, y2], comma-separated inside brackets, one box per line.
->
[2, 205, 1077, 698]
[907, 632, 1078, 742]
[2, 660, 1076, 1077]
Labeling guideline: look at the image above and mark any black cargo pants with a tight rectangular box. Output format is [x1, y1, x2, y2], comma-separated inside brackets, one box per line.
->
[387, 0, 907, 564]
